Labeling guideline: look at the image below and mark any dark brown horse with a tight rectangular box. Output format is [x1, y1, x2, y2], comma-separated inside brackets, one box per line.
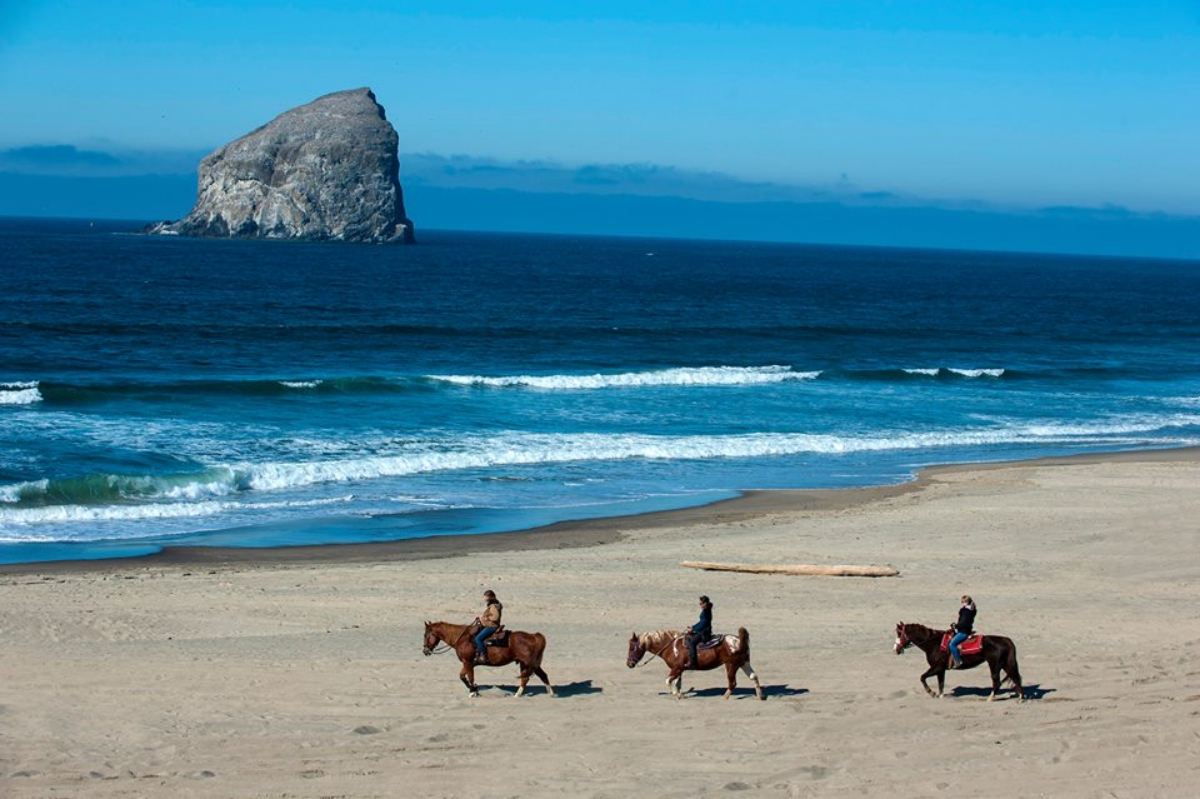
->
[894, 622, 1024, 701]
[626, 628, 764, 700]
[423, 621, 554, 698]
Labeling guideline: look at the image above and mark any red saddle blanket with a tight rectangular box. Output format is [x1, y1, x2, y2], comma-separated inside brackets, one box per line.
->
[940, 633, 984, 655]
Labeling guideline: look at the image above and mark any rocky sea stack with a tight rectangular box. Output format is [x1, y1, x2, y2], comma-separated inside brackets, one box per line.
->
[153, 88, 414, 243]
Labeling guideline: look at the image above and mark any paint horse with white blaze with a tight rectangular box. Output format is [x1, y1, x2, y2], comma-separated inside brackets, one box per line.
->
[627, 628, 764, 700]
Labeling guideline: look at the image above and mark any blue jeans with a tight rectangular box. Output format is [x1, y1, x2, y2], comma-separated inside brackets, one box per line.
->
[949, 632, 969, 663]
[474, 627, 496, 658]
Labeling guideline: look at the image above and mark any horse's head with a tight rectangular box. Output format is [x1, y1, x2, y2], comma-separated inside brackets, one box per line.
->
[894, 622, 911, 655]
[422, 621, 439, 656]
[626, 632, 646, 669]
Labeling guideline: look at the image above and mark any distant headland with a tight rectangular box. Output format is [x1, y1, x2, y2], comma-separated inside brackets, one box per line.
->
[148, 88, 414, 243]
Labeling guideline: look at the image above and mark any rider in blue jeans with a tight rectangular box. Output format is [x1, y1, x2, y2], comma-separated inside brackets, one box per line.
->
[473, 590, 503, 664]
[948, 595, 976, 669]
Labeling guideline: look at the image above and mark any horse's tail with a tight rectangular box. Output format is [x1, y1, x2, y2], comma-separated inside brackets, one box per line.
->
[530, 632, 547, 669]
[1003, 638, 1023, 688]
[738, 627, 749, 657]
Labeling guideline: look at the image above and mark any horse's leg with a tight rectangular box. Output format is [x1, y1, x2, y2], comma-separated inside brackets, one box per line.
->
[514, 661, 530, 698]
[988, 657, 1003, 702]
[532, 666, 555, 696]
[464, 662, 479, 698]
[740, 661, 764, 700]
[723, 660, 738, 700]
[459, 661, 479, 698]
[937, 667, 945, 698]
[919, 664, 941, 698]
[667, 667, 684, 699]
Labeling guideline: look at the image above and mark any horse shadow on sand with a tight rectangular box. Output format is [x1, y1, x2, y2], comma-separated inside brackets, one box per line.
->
[475, 680, 602, 698]
[672, 684, 808, 700]
[949, 683, 1055, 701]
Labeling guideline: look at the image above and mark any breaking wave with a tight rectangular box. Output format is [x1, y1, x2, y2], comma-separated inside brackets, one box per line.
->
[0, 381, 42, 405]
[0, 495, 354, 533]
[427, 366, 821, 389]
[3, 414, 1196, 524]
[901, 368, 1006, 378]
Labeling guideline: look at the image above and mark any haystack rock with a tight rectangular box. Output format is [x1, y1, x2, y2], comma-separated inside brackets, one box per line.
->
[153, 88, 414, 243]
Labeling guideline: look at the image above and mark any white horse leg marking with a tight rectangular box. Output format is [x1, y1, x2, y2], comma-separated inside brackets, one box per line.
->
[742, 662, 764, 699]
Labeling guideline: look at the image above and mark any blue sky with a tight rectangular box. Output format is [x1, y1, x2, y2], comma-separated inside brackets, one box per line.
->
[2, 1, 1199, 214]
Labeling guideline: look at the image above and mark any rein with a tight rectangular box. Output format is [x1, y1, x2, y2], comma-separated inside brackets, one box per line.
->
[634, 634, 684, 668]
[426, 623, 475, 655]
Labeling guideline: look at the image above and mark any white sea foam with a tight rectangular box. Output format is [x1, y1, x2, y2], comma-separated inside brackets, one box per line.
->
[280, 380, 323, 389]
[427, 366, 821, 390]
[4, 415, 1196, 526]
[902, 368, 1005, 378]
[0, 381, 42, 405]
[948, 368, 1005, 378]
[0, 479, 48, 503]
[0, 495, 354, 529]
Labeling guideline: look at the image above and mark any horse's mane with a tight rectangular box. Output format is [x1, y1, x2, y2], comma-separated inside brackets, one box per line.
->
[638, 630, 684, 649]
[903, 622, 946, 638]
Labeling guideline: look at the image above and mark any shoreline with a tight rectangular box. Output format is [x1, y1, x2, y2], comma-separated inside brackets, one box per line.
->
[5, 442, 1200, 796]
[4, 444, 1196, 577]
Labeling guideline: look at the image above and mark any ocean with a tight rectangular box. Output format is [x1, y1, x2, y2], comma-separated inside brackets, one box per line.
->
[2, 217, 1198, 564]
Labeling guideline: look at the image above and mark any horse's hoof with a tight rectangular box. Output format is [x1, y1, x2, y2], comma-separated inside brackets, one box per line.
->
[723, 692, 732, 700]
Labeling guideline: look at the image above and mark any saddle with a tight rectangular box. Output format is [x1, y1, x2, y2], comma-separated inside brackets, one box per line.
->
[696, 634, 725, 651]
[939, 632, 984, 656]
[484, 627, 509, 647]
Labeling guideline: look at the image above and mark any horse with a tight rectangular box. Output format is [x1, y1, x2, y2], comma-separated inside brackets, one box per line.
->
[894, 622, 1024, 701]
[423, 621, 554, 698]
[626, 628, 764, 700]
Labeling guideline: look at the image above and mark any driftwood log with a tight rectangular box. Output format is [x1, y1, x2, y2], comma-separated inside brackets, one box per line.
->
[680, 561, 899, 578]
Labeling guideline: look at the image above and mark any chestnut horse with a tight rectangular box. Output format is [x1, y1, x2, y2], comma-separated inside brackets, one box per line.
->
[626, 628, 764, 700]
[423, 621, 554, 698]
[894, 622, 1024, 701]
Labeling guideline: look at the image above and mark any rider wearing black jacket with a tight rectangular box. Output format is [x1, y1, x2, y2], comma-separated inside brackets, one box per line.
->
[685, 595, 713, 668]
[948, 595, 976, 668]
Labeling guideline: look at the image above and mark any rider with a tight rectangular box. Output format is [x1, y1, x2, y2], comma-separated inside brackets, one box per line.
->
[473, 589, 503, 664]
[684, 595, 713, 669]
[948, 594, 976, 669]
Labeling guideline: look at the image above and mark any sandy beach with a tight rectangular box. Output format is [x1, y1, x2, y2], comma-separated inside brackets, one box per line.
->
[2, 449, 1199, 798]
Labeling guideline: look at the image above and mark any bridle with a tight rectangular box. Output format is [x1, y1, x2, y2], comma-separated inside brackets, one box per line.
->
[423, 623, 471, 656]
[895, 624, 912, 654]
[628, 634, 684, 668]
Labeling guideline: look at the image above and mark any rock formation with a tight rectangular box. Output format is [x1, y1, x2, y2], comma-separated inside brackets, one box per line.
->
[154, 88, 414, 243]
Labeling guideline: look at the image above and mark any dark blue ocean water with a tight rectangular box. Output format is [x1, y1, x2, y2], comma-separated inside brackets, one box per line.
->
[2, 217, 1198, 564]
